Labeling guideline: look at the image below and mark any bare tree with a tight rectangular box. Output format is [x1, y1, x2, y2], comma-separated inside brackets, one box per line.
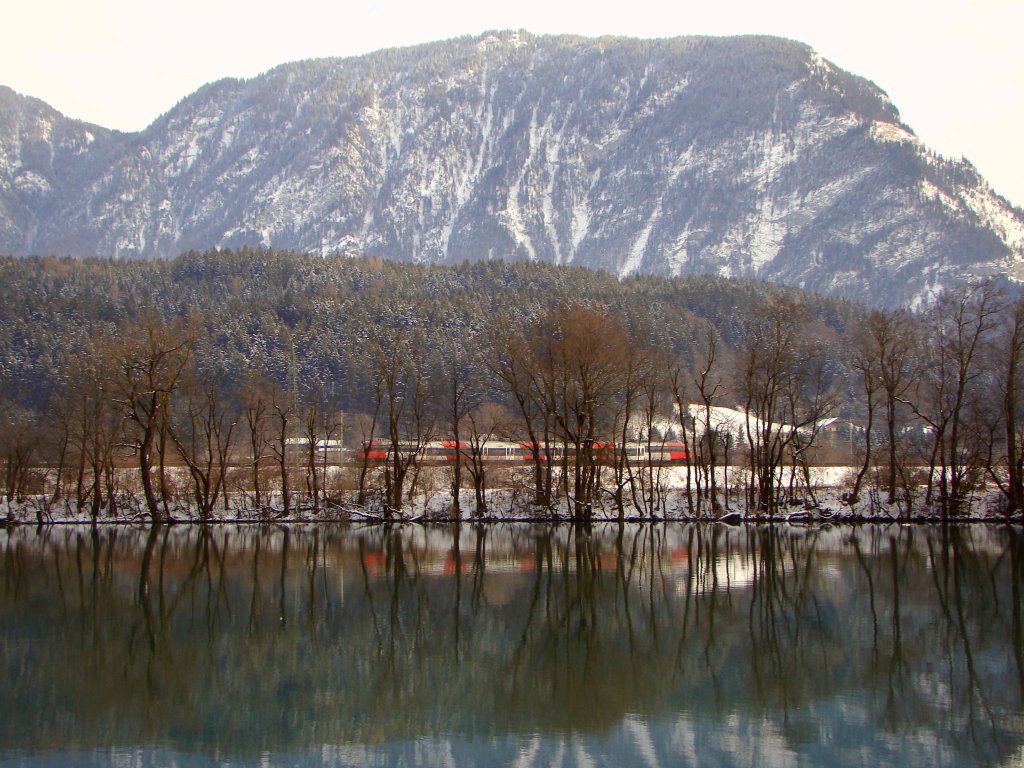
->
[356, 385, 383, 508]
[490, 327, 555, 508]
[299, 387, 343, 515]
[110, 314, 194, 522]
[65, 345, 123, 520]
[540, 306, 629, 521]
[319, 404, 343, 511]
[43, 392, 74, 510]
[985, 295, 1024, 511]
[240, 374, 272, 512]
[736, 300, 835, 512]
[737, 300, 803, 512]
[463, 402, 514, 517]
[168, 367, 238, 520]
[438, 340, 479, 520]
[675, 321, 733, 520]
[669, 366, 697, 516]
[847, 309, 919, 508]
[369, 322, 437, 514]
[784, 341, 838, 507]
[1, 401, 40, 513]
[906, 282, 1001, 513]
[302, 393, 323, 516]
[269, 382, 295, 516]
[630, 363, 671, 518]
[609, 343, 660, 519]
[848, 314, 881, 505]
[876, 310, 919, 505]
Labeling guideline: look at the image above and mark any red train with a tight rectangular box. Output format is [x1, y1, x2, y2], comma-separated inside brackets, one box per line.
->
[356, 440, 689, 465]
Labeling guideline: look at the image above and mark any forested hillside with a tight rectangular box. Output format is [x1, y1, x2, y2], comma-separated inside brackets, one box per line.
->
[0, 248, 857, 410]
[2, 249, 1022, 520]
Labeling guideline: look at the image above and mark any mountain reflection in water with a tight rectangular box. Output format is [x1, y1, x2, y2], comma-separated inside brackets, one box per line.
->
[1, 523, 1022, 767]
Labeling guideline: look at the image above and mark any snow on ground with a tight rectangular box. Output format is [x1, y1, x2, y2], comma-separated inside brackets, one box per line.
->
[3, 462, 1019, 526]
[685, 403, 829, 441]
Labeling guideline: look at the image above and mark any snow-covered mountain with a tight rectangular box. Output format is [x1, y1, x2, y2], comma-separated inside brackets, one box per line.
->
[2, 31, 1022, 308]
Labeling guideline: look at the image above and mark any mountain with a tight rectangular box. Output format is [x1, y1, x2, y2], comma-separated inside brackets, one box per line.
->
[1, 31, 1022, 308]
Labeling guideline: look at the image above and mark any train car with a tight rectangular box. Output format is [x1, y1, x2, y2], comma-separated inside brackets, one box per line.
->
[643, 441, 690, 464]
[357, 440, 390, 461]
[473, 441, 533, 461]
[356, 440, 426, 461]
[592, 441, 617, 463]
[517, 441, 553, 462]
[592, 441, 690, 465]
[427, 441, 467, 461]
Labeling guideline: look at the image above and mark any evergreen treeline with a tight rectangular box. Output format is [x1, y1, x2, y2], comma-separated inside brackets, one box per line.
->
[0, 248, 858, 411]
[1, 248, 1021, 521]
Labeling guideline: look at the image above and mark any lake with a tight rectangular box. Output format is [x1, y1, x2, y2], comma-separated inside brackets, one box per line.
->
[1, 523, 1022, 767]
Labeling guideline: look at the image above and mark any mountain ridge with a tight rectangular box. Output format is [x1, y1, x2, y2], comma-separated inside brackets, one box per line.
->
[1, 30, 1022, 308]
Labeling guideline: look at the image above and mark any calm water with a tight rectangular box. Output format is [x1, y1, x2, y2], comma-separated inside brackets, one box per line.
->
[1, 523, 1022, 767]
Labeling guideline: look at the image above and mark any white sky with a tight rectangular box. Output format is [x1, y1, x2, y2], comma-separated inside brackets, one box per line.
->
[3, 0, 1023, 208]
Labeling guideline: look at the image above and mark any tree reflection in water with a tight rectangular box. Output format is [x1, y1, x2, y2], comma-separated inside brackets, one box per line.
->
[1, 522, 1022, 767]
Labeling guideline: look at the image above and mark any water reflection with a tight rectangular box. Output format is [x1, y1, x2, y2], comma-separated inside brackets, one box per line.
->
[1, 523, 1022, 767]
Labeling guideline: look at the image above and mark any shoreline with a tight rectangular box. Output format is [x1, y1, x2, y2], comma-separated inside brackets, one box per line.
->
[5, 510, 1024, 527]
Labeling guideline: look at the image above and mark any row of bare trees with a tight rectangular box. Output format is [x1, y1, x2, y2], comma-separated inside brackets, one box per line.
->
[844, 283, 1021, 515]
[489, 302, 839, 520]
[486, 284, 1024, 518]
[1, 313, 345, 522]
[5, 281, 1024, 521]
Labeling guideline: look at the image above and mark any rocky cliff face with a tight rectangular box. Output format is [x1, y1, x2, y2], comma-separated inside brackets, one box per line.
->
[1, 31, 1022, 308]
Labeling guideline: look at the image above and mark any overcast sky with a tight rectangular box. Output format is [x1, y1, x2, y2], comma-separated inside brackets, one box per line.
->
[4, 0, 1022, 207]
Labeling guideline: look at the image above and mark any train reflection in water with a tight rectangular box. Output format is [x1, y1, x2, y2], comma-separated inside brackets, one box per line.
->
[355, 526, 773, 598]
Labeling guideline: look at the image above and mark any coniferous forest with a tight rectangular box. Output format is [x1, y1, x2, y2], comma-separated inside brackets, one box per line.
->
[1, 248, 1022, 522]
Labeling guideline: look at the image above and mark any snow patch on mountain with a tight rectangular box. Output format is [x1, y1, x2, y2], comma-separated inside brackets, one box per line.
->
[964, 185, 1024, 252]
[869, 120, 917, 146]
[1, 33, 1022, 308]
